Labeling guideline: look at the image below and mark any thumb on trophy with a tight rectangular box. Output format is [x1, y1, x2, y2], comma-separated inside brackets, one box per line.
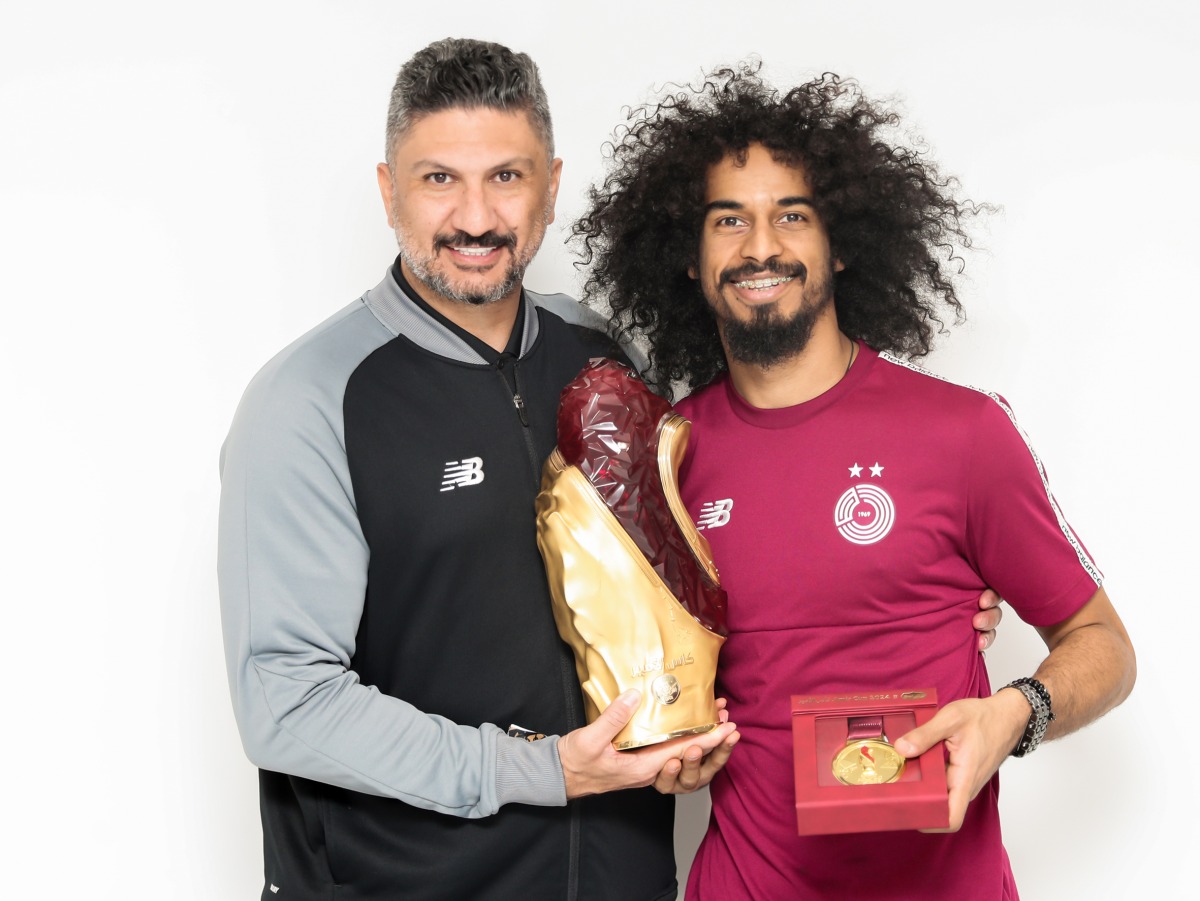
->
[558, 691, 647, 799]
[595, 690, 641, 734]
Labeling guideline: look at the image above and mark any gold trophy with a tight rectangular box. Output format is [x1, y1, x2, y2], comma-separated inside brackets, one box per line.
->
[535, 359, 728, 749]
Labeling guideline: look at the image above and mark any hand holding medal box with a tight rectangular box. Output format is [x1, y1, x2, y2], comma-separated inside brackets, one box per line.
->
[791, 689, 950, 835]
[535, 358, 728, 749]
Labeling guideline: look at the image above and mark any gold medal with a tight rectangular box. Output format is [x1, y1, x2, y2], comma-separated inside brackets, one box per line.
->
[832, 716, 906, 785]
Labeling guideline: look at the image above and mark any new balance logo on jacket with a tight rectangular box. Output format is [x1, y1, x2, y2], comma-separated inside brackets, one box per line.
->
[440, 457, 485, 492]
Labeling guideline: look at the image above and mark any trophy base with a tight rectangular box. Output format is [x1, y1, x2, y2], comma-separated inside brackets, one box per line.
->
[613, 721, 718, 751]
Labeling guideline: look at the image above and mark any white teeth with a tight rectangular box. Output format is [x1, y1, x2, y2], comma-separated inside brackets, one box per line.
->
[733, 275, 794, 289]
[453, 246, 495, 256]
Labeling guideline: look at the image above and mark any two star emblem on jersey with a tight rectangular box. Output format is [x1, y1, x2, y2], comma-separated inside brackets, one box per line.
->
[834, 461, 895, 545]
[692, 462, 894, 545]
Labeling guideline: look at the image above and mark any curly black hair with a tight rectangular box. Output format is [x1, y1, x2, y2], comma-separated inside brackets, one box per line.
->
[573, 62, 989, 393]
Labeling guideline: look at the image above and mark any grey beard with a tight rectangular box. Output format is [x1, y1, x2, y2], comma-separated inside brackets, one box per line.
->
[391, 195, 553, 307]
[401, 249, 522, 306]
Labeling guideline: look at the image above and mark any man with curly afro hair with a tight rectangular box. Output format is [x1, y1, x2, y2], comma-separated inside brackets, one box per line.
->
[576, 64, 1135, 900]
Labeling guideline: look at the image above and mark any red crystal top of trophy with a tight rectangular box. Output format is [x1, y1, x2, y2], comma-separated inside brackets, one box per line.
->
[557, 358, 728, 635]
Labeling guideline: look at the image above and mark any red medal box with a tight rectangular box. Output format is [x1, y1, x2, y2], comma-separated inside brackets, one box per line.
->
[791, 689, 949, 835]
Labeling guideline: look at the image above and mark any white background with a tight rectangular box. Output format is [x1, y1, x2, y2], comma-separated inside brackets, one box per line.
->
[2, 1, 1195, 897]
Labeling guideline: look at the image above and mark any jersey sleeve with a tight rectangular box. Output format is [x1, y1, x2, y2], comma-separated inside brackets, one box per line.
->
[963, 394, 1103, 627]
[217, 311, 566, 817]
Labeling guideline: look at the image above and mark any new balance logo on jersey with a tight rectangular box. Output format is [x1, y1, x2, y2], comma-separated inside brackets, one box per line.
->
[696, 498, 733, 530]
[440, 457, 485, 492]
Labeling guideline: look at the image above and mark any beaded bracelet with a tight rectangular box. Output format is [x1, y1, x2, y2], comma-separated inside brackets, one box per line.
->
[1007, 677, 1055, 757]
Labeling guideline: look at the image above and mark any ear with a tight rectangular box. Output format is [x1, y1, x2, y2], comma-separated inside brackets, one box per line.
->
[376, 163, 396, 227]
[545, 157, 564, 225]
[834, 258, 845, 273]
[687, 265, 697, 280]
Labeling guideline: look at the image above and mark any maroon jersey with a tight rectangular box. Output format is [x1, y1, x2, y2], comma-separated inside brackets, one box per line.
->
[678, 343, 1100, 901]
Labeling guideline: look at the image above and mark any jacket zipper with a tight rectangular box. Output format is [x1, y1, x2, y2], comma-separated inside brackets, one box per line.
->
[495, 354, 582, 900]
[493, 356, 543, 485]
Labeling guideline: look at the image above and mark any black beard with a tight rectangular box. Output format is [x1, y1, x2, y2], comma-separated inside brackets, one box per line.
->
[710, 260, 836, 368]
[721, 291, 832, 367]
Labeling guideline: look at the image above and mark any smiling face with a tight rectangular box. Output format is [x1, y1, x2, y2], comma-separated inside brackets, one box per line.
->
[694, 143, 843, 367]
[377, 106, 562, 308]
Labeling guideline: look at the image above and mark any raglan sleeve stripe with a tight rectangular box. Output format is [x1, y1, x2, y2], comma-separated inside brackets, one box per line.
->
[217, 313, 567, 816]
[964, 394, 1102, 627]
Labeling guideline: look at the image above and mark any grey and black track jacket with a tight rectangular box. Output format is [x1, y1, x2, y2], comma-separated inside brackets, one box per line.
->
[218, 267, 674, 901]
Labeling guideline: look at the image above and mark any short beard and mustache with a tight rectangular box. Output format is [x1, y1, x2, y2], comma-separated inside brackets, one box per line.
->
[392, 198, 551, 307]
[708, 259, 836, 368]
